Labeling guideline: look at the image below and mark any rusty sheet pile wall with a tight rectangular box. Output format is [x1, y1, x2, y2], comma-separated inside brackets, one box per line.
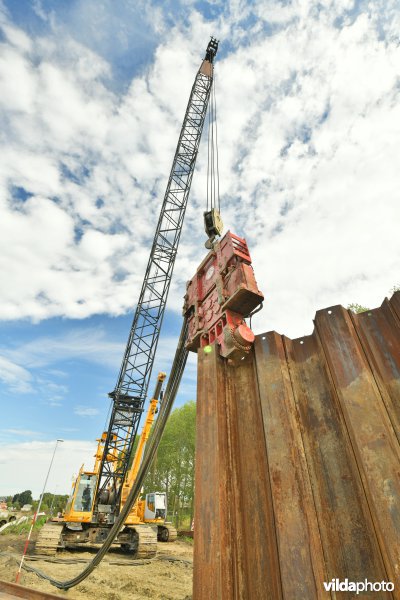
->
[193, 292, 400, 599]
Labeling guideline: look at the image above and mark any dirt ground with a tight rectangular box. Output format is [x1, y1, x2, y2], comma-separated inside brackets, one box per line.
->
[0, 530, 193, 599]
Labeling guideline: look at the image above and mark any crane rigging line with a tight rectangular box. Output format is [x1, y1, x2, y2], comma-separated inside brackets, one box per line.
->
[22, 318, 189, 591]
[206, 69, 220, 214]
[213, 77, 221, 214]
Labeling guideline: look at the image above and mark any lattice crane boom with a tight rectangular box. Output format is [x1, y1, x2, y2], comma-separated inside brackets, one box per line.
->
[95, 38, 219, 520]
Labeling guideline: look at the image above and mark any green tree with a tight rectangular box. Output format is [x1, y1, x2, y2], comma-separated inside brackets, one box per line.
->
[32, 493, 69, 515]
[12, 490, 33, 506]
[348, 284, 400, 314]
[347, 303, 369, 313]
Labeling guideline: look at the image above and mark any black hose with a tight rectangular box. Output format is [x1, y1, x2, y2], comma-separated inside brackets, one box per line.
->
[24, 319, 189, 590]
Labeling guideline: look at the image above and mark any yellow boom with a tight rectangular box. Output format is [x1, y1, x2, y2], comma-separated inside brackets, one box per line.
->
[120, 372, 166, 507]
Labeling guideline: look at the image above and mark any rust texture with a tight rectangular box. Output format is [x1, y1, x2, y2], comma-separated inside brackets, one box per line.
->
[193, 292, 400, 599]
[0, 579, 62, 599]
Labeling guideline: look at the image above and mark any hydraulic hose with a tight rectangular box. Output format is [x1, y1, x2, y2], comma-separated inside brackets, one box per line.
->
[24, 318, 189, 590]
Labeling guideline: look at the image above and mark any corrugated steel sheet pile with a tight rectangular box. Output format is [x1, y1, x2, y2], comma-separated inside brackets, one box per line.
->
[193, 292, 400, 599]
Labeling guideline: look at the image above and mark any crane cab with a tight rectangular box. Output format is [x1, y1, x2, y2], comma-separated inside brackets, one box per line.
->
[134, 491, 177, 542]
[144, 492, 167, 521]
[64, 469, 98, 523]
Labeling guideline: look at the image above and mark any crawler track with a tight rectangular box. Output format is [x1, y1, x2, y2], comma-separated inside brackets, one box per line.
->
[134, 525, 157, 559]
[158, 523, 177, 542]
[34, 523, 63, 556]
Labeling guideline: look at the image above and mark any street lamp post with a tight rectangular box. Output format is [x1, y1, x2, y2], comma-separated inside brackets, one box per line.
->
[15, 439, 64, 583]
[35, 439, 64, 518]
[49, 485, 59, 518]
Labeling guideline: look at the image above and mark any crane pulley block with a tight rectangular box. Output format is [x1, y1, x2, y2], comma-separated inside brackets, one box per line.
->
[204, 208, 224, 248]
[183, 231, 264, 362]
[205, 37, 219, 63]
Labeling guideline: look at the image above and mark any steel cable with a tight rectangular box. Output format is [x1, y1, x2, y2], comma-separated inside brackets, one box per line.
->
[206, 70, 220, 215]
[21, 318, 189, 590]
[213, 78, 220, 213]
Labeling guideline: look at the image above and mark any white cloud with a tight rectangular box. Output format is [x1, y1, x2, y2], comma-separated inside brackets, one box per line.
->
[74, 406, 100, 417]
[0, 327, 117, 409]
[1, 0, 398, 529]
[0, 356, 33, 394]
[0, 322, 195, 407]
[0, 439, 97, 497]
[0, 1, 398, 339]
[2, 428, 42, 437]
[0, 327, 122, 378]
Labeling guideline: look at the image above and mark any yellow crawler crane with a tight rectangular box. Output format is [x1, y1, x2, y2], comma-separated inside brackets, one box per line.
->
[36, 373, 176, 557]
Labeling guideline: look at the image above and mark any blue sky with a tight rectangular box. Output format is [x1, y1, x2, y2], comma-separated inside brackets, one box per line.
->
[0, 0, 399, 496]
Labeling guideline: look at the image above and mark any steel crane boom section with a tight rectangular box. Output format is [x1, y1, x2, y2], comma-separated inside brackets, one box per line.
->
[94, 39, 219, 519]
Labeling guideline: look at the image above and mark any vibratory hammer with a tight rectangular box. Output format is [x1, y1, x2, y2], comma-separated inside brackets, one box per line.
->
[183, 231, 264, 364]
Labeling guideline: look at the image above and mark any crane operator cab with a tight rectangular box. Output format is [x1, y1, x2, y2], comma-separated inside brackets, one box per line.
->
[144, 492, 167, 521]
[64, 470, 97, 522]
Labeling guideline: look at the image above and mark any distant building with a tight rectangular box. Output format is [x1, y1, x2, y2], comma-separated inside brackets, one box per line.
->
[20, 504, 33, 512]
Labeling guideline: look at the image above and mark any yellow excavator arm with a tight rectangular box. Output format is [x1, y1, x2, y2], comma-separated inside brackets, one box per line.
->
[120, 372, 166, 507]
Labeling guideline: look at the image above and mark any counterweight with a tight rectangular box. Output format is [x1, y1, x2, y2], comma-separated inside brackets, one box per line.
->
[95, 38, 219, 519]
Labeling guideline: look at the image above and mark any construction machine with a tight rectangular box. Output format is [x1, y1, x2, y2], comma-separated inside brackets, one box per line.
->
[36, 373, 175, 556]
[119, 372, 177, 542]
[35, 38, 219, 559]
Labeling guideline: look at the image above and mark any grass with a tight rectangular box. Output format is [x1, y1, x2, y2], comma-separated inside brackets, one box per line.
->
[0, 515, 47, 536]
[180, 535, 194, 545]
